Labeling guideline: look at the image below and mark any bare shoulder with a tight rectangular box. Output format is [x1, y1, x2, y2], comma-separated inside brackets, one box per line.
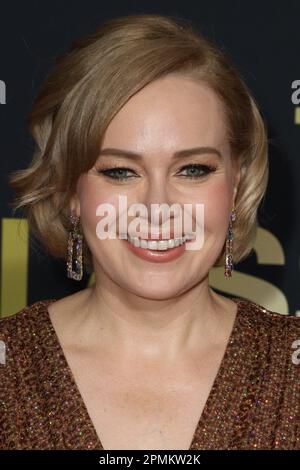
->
[47, 287, 92, 320]
[209, 290, 240, 324]
[46, 287, 94, 349]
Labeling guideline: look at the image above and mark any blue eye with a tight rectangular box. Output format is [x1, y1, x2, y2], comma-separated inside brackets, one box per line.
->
[96, 163, 217, 181]
[177, 164, 217, 179]
[97, 167, 138, 181]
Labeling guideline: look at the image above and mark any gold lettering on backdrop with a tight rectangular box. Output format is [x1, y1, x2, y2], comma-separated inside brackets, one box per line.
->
[88, 272, 95, 287]
[0, 219, 29, 317]
[209, 227, 289, 315]
[291, 80, 300, 124]
[0, 221, 291, 317]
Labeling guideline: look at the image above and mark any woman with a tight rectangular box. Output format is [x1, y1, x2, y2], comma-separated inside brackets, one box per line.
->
[1, 13, 299, 450]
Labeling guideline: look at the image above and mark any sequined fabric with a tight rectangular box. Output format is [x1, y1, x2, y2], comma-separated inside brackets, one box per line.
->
[0, 296, 300, 450]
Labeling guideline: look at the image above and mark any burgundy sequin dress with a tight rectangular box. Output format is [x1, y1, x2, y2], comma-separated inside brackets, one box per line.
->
[0, 296, 300, 450]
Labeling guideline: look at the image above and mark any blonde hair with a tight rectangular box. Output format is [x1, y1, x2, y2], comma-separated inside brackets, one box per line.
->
[9, 13, 269, 275]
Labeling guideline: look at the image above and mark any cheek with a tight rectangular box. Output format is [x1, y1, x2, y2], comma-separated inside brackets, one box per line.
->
[196, 180, 232, 235]
[77, 176, 122, 239]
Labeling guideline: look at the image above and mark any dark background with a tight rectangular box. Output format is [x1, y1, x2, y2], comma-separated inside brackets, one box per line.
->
[0, 0, 299, 316]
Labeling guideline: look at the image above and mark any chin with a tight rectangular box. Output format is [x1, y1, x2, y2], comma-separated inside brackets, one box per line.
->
[125, 280, 190, 301]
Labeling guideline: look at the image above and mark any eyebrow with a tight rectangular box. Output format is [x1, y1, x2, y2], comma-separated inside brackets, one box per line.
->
[97, 146, 222, 160]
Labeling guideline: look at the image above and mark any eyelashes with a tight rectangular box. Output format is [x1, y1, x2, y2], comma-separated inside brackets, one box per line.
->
[177, 163, 217, 179]
[96, 163, 217, 182]
[97, 167, 138, 181]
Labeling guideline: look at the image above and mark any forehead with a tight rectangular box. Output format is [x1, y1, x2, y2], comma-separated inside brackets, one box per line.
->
[101, 74, 228, 153]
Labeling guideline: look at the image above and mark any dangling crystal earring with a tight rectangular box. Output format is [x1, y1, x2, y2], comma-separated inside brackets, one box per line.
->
[224, 207, 236, 277]
[67, 210, 83, 280]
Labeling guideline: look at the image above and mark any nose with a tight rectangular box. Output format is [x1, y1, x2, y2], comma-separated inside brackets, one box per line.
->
[137, 176, 181, 236]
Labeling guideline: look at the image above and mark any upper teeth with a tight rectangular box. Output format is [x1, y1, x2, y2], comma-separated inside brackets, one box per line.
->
[126, 235, 192, 250]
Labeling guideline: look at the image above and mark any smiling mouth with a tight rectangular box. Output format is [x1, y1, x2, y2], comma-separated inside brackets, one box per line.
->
[125, 234, 194, 251]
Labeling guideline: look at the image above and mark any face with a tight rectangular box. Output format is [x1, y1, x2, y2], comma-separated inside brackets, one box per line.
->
[71, 74, 240, 300]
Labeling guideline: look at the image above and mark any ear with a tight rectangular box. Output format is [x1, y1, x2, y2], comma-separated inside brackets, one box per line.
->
[232, 164, 241, 207]
[69, 193, 81, 217]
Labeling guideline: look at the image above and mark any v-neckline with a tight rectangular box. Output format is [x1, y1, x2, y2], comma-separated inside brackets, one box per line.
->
[40, 295, 245, 450]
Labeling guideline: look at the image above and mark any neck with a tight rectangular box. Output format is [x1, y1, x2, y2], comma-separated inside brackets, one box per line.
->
[72, 273, 234, 362]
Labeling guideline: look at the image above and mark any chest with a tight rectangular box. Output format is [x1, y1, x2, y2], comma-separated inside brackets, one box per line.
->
[65, 350, 222, 450]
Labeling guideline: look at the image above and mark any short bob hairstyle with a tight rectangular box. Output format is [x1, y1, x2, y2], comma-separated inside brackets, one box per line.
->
[9, 13, 269, 275]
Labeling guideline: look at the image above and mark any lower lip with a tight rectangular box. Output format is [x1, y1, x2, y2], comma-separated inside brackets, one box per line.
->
[123, 239, 189, 263]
